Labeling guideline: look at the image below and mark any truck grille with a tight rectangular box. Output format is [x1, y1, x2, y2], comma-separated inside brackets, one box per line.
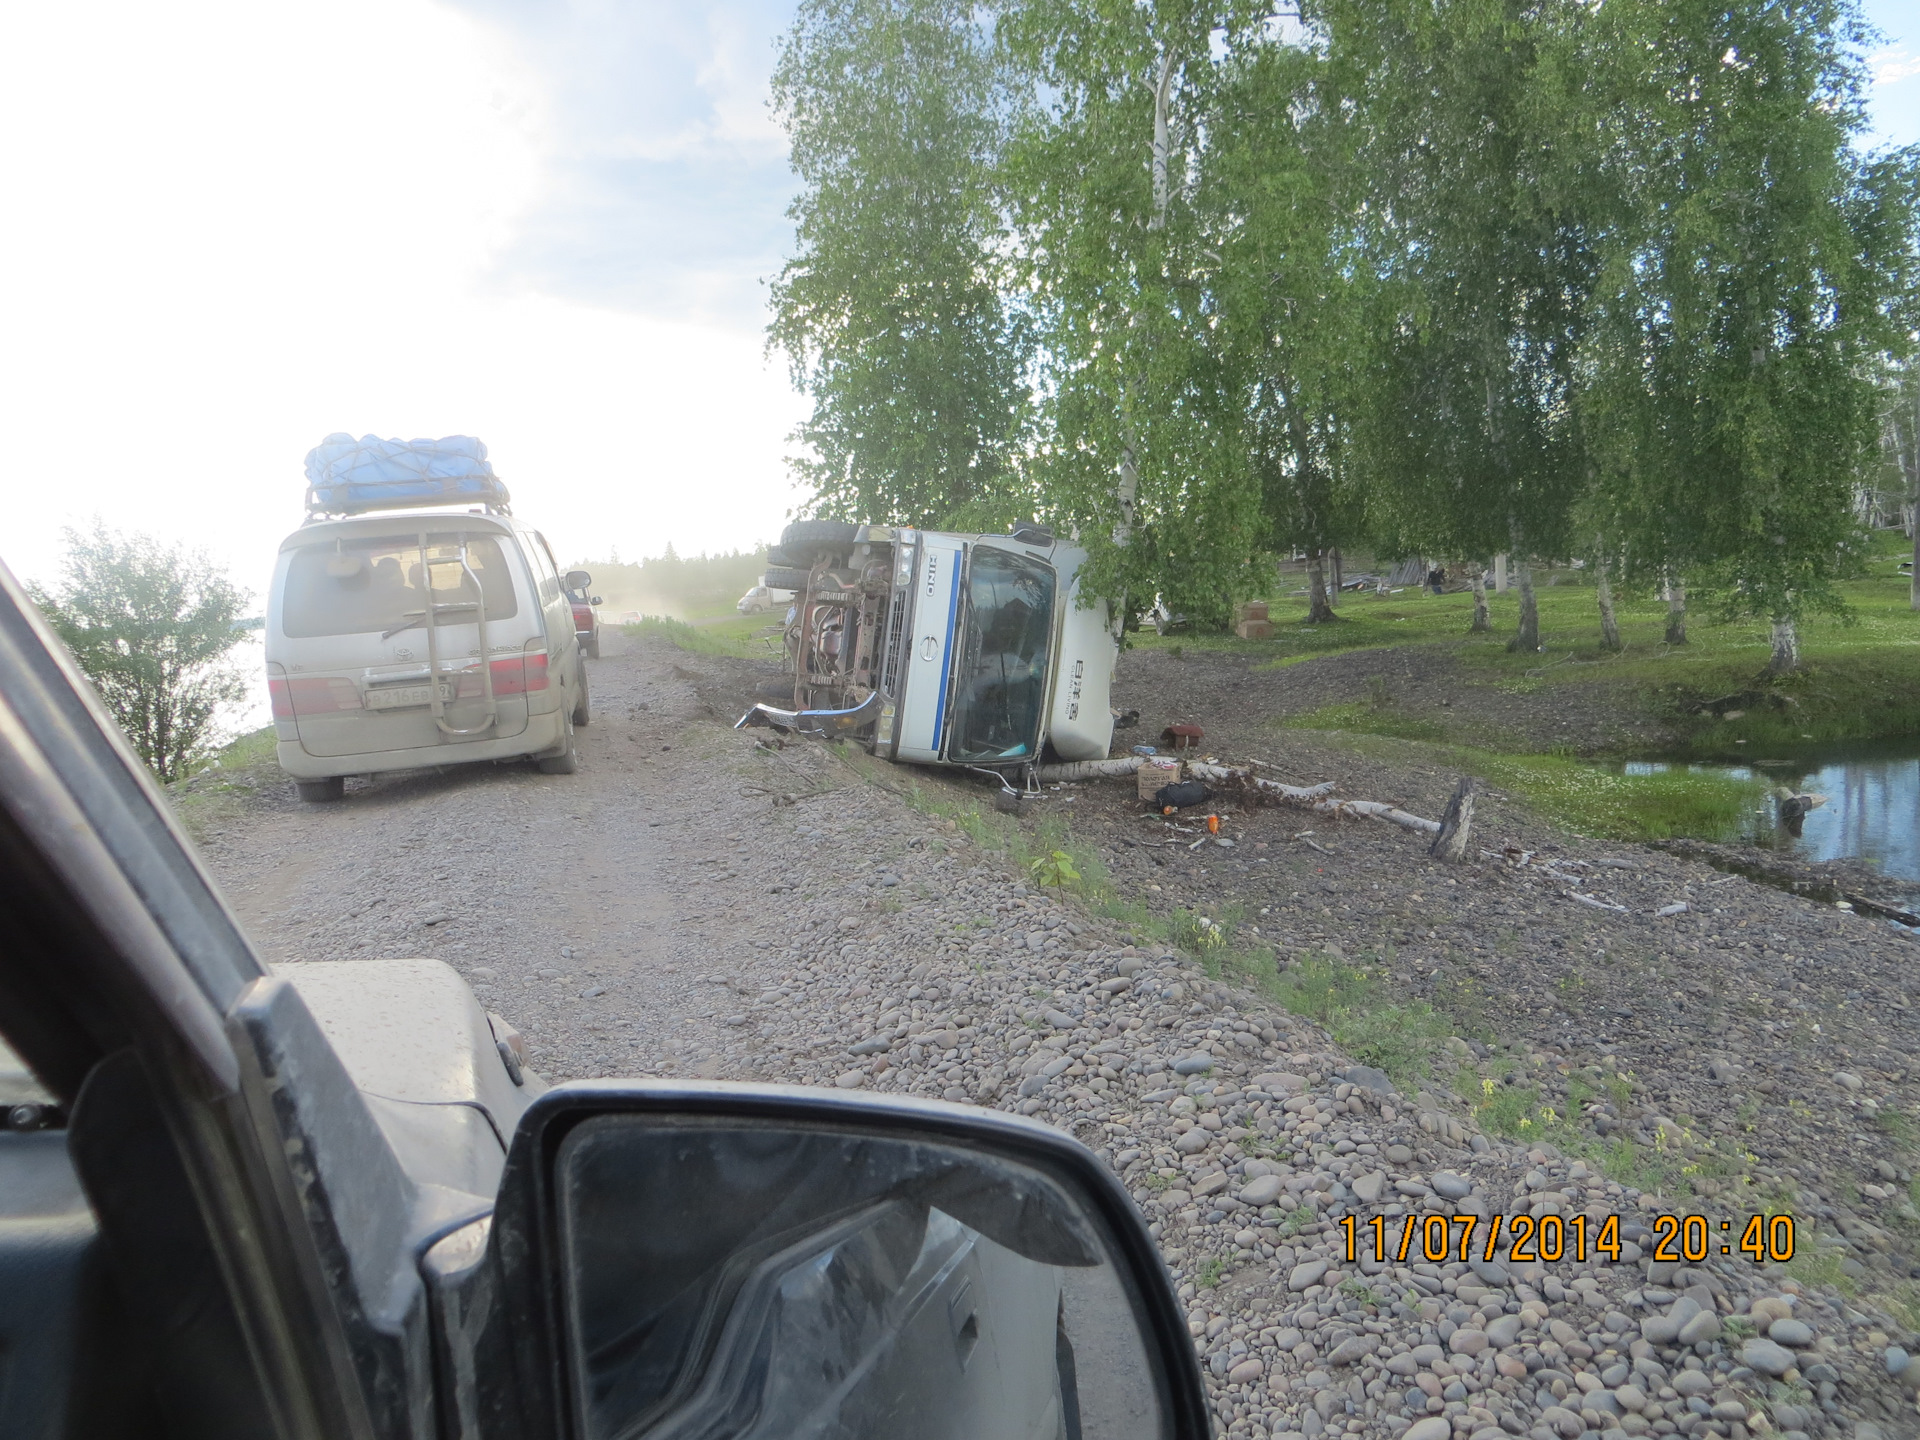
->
[879, 589, 908, 697]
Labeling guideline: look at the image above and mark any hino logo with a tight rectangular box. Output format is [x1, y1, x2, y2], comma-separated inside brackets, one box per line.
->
[923, 552, 940, 597]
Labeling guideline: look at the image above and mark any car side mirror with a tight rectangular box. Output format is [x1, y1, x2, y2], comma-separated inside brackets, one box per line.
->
[565, 570, 593, 591]
[432, 1083, 1208, 1439]
[589, 596, 602, 607]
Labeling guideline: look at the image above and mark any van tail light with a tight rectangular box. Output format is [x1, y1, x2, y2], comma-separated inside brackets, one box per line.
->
[488, 652, 548, 695]
[269, 676, 293, 719]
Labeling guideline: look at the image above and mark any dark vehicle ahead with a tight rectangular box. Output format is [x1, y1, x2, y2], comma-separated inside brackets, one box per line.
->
[564, 569, 602, 659]
[0, 560, 1206, 1440]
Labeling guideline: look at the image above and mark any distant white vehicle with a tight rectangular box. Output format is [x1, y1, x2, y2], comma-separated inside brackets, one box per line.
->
[737, 579, 797, 615]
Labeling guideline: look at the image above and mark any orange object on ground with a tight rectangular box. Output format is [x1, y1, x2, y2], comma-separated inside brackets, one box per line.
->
[1207, 814, 1220, 834]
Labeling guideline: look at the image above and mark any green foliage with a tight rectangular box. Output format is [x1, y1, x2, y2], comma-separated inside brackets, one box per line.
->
[1573, 0, 1920, 646]
[31, 523, 250, 782]
[769, 0, 1920, 659]
[770, 0, 1034, 529]
[1028, 849, 1082, 890]
[1169, 908, 1228, 953]
[1268, 955, 1454, 1085]
[1196, 1257, 1225, 1288]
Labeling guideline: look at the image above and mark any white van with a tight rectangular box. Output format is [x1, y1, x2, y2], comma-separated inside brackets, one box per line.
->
[266, 511, 589, 800]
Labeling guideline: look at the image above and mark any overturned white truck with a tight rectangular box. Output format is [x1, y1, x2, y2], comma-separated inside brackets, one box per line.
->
[738, 520, 1119, 781]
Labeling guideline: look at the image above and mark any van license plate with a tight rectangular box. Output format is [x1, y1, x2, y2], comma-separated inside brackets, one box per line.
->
[366, 683, 452, 710]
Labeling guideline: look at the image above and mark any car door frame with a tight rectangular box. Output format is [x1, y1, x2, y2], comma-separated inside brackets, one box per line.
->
[0, 557, 378, 1440]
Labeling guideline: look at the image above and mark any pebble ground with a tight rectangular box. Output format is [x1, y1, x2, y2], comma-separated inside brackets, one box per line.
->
[190, 629, 1920, 1440]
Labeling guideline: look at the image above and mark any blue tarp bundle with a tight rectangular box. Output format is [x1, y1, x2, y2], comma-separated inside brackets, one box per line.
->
[303, 433, 509, 515]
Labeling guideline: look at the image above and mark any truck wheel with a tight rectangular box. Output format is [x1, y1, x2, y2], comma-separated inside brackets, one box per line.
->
[295, 777, 344, 803]
[779, 520, 860, 564]
[572, 659, 591, 727]
[765, 544, 802, 568]
[763, 566, 812, 591]
[537, 713, 578, 774]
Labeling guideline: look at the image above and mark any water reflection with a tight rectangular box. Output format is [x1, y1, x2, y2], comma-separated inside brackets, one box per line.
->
[1628, 749, 1920, 885]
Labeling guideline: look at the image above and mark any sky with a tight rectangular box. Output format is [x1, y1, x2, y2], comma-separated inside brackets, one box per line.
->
[0, 0, 1915, 611]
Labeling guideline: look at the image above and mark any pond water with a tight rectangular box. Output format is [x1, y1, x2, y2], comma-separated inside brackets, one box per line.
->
[1625, 744, 1920, 886]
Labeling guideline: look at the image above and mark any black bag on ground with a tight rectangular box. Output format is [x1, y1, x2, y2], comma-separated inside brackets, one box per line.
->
[1154, 780, 1210, 809]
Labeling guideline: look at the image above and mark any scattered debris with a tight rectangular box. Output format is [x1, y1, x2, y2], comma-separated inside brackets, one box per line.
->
[1160, 723, 1205, 751]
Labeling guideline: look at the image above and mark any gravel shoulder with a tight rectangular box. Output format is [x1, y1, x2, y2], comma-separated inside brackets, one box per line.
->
[186, 628, 1920, 1440]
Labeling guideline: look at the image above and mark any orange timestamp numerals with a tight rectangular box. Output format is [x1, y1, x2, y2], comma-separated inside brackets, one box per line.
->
[1336, 1212, 1797, 1266]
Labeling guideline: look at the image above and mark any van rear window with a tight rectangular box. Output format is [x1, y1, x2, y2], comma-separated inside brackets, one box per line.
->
[282, 533, 519, 639]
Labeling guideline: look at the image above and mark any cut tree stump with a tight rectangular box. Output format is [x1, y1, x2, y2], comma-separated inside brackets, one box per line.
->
[1429, 776, 1478, 862]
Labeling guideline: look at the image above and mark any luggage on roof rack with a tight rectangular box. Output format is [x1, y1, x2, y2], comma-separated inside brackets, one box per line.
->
[303, 433, 510, 517]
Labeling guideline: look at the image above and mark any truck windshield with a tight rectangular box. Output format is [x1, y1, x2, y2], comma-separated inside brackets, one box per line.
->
[948, 548, 1056, 764]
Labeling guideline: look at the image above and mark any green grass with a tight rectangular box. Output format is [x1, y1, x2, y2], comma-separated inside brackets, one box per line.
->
[1266, 954, 1457, 1086]
[1284, 700, 1450, 744]
[621, 613, 784, 660]
[166, 725, 279, 838]
[1143, 533, 1920, 757]
[1471, 750, 1771, 842]
[1286, 731, 1773, 843]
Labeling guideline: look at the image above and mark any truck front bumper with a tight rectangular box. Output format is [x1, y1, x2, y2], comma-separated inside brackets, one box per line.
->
[734, 691, 883, 739]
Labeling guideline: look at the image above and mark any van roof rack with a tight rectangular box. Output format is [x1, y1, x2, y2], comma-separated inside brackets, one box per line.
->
[302, 434, 512, 520]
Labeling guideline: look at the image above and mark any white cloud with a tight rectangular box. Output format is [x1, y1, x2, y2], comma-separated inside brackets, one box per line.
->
[0, 0, 805, 606]
[451, 0, 799, 322]
[1871, 46, 1920, 87]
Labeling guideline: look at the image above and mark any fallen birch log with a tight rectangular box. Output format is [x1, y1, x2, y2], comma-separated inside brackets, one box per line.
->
[1032, 755, 1440, 837]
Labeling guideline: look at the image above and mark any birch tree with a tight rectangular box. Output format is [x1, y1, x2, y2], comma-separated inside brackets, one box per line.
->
[1576, 0, 1920, 674]
[770, 0, 1034, 530]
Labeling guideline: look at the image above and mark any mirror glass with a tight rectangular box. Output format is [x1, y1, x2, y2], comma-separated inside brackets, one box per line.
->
[556, 1116, 1169, 1440]
[566, 569, 593, 591]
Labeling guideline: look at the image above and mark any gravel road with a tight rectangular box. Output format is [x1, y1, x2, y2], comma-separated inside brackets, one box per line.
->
[191, 628, 1920, 1440]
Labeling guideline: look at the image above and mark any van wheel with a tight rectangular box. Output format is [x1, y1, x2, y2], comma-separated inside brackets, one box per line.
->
[295, 777, 344, 803]
[537, 714, 578, 775]
[572, 661, 591, 727]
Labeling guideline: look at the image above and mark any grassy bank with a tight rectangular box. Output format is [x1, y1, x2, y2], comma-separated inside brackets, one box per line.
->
[621, 614, 783, 661]
[1147, 531, 1920, 757]
[1280, 724, 1773, 843]
[166, 725, 278, 838]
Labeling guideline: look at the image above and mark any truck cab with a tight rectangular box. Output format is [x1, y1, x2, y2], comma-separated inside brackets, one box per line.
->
[743, 522, 1117, 776]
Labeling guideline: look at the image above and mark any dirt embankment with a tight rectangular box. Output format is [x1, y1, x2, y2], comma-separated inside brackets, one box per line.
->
[1122, 641, 1674, 757]
[187, 630, 1920, 1439]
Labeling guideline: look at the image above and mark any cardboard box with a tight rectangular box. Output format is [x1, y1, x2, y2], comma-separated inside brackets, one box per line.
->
[1235, 600, 1270, 624]
[1235, 619, 1275, 640]
[1137, 755, 1182, 801]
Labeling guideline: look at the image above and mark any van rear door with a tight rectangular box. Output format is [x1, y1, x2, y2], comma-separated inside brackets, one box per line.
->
[272, 527, 539, 758]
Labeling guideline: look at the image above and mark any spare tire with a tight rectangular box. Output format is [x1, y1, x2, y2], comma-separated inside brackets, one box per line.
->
[765, 545, 803, 569]
[780, 519, 861, 564]
[763, 566, 812, 591]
